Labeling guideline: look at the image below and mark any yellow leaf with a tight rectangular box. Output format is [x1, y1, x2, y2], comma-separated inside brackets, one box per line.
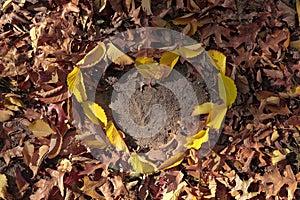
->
[160, 51, 179, 69]
[172, 13, 195, 25]
[0, 174, 8, 200]
[4, 93, 25, 111]
[192, 102, 213, 116]
[76, 42, 106, 68]
[141, 0, 152, 15]
[208, 50, 226, 74]
[185, 129, 209, 150]
[1, 0, 12, 11]
[135, 56, 156, 66]
[176, 43, 204, 58]
[107, 43, 134, 66]
[105, 121, 129, 152]
[129, 152, 157, 174]
[29, 119, 55, 137]
[207, 104, 227, 130]
[81, 101, 107, 126]
[271, 150, 286, 165]
[218, 73, 237, 107]
[163, 181, 187, 200]
[67, 67, 87, 103]
[158, 152, 186, 170]
[296, 0, 300, 26]
[192, 102, 227, 130]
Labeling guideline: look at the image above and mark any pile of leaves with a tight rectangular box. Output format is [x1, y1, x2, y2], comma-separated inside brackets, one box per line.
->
[0, 0, 300, 199]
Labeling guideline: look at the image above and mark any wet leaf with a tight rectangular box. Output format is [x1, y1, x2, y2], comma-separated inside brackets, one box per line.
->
[185, 129, 209, 150]
[105, 121, 129, 152]
[28, 119, 55, 137]
[107, 43, 134, 66]
[76, 42, 106, 68]
[208, 50, 226, 74]
[82, 101, 107, 126]
[67, 67, 87, 103]
[129, 152, 157, 174]
[218, 73, 237, 107]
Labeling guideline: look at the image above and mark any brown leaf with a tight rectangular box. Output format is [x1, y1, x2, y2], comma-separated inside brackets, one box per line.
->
[81, 176, 106, 200]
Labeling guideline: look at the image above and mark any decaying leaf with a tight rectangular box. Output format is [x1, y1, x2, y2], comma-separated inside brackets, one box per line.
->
[81, 101, 107, 127]
[129, 152, 157, 174]
[67, 67, 87, 103]
[105, 121, 129, 152]
[28, 119, 55, 137]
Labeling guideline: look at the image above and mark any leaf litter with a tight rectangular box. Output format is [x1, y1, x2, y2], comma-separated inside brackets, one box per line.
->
[0, 0, 299, 199]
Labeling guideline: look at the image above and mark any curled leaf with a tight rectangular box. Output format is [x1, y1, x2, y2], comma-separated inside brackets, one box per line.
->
[185, 129, 209, 150]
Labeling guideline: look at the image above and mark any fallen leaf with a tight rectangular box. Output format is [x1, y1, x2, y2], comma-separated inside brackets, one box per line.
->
[81, 101, 107, 127]
[0, 174, 8, 200]
[158, 152, 186, 170]
[105, 121, 129, 152]
[296, 0, 300, 26]
[175, 43, 204, 58]
[162, 181, 187, 200]
[0, 109, 14, 122]
[67, 67, 87, 103]
[160, 51, 179, 69]
[185, 129, 209, 150]
[80, 176, 106, 200]
[107, 42, 134, 66]
[218, 73, 237, 107]
[94, 0, 107, 12]
[76, 42, 106, 68]
[208, 50, 226, 74]
[129, 152, 157, 174]
[28, 119, 55, 137]
[141, 0, 152, 15]
[4, 93, 25, 111]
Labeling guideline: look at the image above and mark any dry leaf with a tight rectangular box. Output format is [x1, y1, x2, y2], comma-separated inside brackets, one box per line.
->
[158, 152, 186, 170]
[0, 174, 8, 200]
[81, 101, 107, 127]
[105, 121, 129, 152]
[67, 67, 87, 103]
[208, 50, 226, 74]
[76, 42, 106, 68]
[107, 42, 134, 66]
[141, 0, 152, 15]
[218, 73, 237, 107]
[0, 109, 14, 122]
[129, 152, 157, 174]
[28, 119, 55, 137]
